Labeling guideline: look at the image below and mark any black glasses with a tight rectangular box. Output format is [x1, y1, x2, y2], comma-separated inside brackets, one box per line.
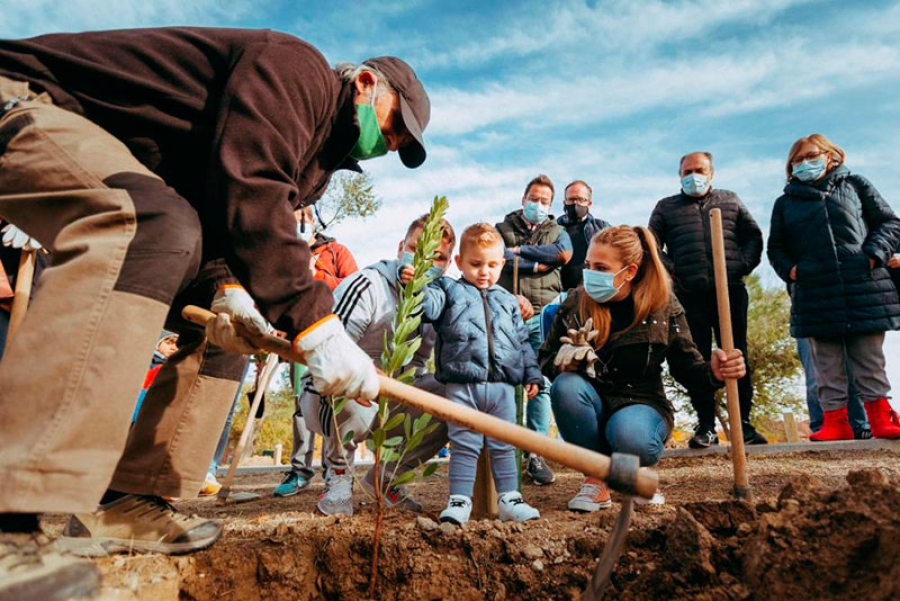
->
[564, 197, 590, 206]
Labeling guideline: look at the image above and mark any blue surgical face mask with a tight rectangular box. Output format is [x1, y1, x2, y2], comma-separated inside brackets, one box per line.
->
[523, 201, 550, 224]
[583, 266, 628, 303]
[681, 173, 709, 197]
[792, 157, 827, 182]
[426, 264, 445, 280]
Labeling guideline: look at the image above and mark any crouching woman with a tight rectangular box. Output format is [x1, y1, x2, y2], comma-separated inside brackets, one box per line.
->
[539, 226, 746, 512]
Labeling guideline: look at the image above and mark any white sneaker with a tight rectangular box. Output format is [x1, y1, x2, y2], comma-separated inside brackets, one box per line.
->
[497, 491, 540, 522]
[317, 468, 353, 516]
[634, 492, 666, 506]
[439, 495, 472, 525]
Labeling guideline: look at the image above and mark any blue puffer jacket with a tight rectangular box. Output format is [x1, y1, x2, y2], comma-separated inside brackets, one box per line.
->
[767, 165, 900, 339]
[420, 277, 543, 385]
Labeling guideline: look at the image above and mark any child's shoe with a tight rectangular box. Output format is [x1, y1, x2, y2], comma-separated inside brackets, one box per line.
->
[439, 495, 472, 525]
[497, 491, 540, 522]
[863, 397, 900, 439]
[198, 472, 222, 497]
[317, 468, 353, 517]
[568, 477, 612, 513]
[809, 406, 854, 441]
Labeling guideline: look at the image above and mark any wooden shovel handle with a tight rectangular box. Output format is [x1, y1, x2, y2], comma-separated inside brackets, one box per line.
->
[182, 305, 660, 498]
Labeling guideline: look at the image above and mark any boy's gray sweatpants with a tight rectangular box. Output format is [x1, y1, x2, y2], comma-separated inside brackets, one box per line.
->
[446, 382, 518, 497]
[300, 373, 448, 482]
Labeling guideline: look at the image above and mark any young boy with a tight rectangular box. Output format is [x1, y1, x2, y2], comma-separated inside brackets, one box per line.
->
[298, 215, 456, 516]
[420, 223, 543, 525]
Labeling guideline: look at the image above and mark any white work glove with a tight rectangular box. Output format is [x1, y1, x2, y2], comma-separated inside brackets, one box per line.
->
[205, 285, 271, 354]
[293, 315, 380, 401]
[1, 224, 43, 251]
[554, 318, 599, 378]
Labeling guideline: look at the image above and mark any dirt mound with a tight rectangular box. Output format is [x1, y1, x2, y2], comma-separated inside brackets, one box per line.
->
[89, 465, 900, 601]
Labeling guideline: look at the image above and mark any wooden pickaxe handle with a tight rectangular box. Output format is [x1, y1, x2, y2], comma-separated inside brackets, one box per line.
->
[182, 305, 660, 498]
[710, 208, 752, 500]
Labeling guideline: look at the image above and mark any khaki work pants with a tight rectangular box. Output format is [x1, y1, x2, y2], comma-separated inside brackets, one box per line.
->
[0, 75, 244, 513]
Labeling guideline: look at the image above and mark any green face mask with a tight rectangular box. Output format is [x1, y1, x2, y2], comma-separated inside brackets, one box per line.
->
[350, 98, 388, 161]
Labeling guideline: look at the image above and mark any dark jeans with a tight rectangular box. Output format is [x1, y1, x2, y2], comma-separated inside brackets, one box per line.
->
[677, 284, 754, 430]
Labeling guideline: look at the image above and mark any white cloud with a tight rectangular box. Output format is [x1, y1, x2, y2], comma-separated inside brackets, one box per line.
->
[0, 0, 255, 38]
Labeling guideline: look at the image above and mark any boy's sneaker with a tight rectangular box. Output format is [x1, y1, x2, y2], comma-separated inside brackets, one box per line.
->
[634, 492, 666, 506]
[688, 425, 719, 449]
[317, 468, 353, 517]
[525, 454, 556, 486]
[360, 478, 423, 513]
[273, 471, 312, 498]
[439, 495, 472, 525]
[497, 491, 540, 522]
[57, 495, 222, 557]
[568, 477, 612, 513]
[1, 531, 100, 601]
[198, 472, 222, 497]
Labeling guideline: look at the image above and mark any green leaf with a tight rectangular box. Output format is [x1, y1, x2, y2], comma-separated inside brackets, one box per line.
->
[384, 413, 405, 432]
[365, 439, 376, 453]
[332, 397, 349, 415]
[422, 462, 440, 478]
[383, 436, 404, 447]
[372, 429, 385, 448]
[391, 471, 416, 487]
[341, 430, 356, 445]
[403, 415, 412, 440]
[381, 449, 399, 463]
[414, 412, 432, 431]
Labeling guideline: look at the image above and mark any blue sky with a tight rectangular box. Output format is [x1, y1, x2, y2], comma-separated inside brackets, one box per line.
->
[4, 0, 900, 401]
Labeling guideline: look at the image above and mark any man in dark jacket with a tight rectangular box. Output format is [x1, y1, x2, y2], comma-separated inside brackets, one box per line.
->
[496, 174, 572, 485]
[0, 27, 430, 598]
[649, 151, 766, 448]
[557, 180, 612, 291]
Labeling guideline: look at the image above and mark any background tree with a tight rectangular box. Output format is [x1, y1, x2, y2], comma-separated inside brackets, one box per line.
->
[667, 275, 804, 436]
[315, 171, 381, 228]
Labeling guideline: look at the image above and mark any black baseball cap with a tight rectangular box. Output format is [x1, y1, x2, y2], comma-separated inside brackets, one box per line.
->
[363, 56, 430, 168]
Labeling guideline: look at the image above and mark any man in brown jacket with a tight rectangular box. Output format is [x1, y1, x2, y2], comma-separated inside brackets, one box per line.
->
[0, 27, 430, 598]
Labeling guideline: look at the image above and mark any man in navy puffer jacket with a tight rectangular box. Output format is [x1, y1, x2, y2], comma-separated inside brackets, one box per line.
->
[421, 223, 542, 526]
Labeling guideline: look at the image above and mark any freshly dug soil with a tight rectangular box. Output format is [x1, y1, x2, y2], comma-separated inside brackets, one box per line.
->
[57, 449, 900, 600]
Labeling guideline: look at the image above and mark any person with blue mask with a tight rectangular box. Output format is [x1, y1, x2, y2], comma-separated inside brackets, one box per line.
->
[540, 225, 746, 511]
[768, 133, 900, 441]
[296, 215, 456, 516]
[495, 174, 574, 486]
[648, 151, 766, 450]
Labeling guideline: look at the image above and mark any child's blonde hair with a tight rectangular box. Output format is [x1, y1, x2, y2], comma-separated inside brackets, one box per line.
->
[459, 223, 504, 255]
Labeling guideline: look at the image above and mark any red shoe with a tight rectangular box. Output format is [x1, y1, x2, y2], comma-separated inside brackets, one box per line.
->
[809, 406, 854, 441]
[864, 397, 900, 440]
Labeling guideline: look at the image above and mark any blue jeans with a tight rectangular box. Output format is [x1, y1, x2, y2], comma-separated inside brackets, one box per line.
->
[525, 314, 552, 436]
[796, 337, 868, 433]
[550, 372, 668, 467]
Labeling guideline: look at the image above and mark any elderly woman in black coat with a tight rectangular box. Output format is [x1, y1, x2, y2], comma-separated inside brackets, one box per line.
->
[768, 133, 900, 440]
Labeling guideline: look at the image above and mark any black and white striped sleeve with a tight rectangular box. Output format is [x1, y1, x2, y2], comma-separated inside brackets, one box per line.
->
[331, 271, 375, 343]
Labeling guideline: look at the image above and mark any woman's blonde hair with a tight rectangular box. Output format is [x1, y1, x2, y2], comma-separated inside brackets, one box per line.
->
[578, 225, 671, 349]
[785, 133, 846, 180]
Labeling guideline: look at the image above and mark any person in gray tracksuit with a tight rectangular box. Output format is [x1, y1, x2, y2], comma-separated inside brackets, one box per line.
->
[420, 223, 543, 525]
[299, 216, 456, 516]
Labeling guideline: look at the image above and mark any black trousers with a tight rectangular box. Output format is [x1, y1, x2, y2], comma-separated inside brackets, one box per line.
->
[676, 285, 754, 430]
